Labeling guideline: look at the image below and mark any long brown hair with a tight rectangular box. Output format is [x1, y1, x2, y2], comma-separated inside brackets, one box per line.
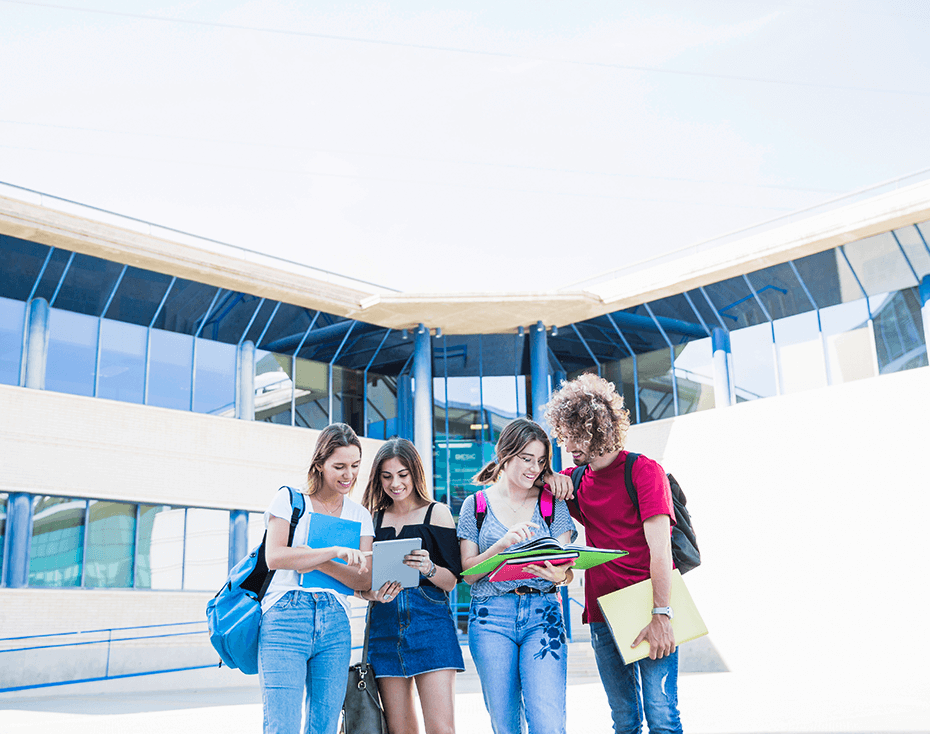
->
[362, 437, 431, 513]
[306, 423, 363, 496]
[472, 418, 552, 486]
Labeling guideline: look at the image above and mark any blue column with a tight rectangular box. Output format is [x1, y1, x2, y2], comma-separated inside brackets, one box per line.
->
[397, 373, 413, 440]
[228, 510, 249, 571]
[21, 298, 50, 389]
[236, 340, 255, 420]
[920, 276, 930, 354]
[4, 493, 33, 588]
[711, 328, 733, 408]
[530, 321, 550, 433]
[413, 325, 433, 481]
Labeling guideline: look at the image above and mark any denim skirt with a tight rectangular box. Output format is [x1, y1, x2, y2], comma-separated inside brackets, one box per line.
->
[367, 585, 465, 678]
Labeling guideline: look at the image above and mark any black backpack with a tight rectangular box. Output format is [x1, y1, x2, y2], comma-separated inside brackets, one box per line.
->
[570, 452, 701, 574]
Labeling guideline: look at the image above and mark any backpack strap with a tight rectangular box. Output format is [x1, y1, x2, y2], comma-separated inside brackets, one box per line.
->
[257, 487, 306, 599]
[285, 487, 306, 543]
[570, 465, 587, 493]
[537, 489, 555, 530]
[475, 490, 487, 531]
[623, 453, 642, 520]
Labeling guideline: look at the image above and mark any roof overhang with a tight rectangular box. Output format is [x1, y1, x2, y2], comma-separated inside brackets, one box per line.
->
[3, 177, 929, 334]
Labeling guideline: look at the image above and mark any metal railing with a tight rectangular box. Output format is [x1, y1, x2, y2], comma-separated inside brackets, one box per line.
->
[0, 621, 215, 693]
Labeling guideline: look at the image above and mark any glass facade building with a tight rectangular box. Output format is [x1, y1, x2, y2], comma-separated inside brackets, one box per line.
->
[1, 197, 928, 592]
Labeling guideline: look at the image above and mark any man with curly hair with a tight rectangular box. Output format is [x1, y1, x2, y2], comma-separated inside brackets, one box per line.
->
[545, 373, 682, 734]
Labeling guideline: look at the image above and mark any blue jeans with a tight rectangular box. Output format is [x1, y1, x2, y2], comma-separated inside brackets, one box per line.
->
[259, 591, 351, 734]
[468, 593, 568, 734]
[589, 622, 682, 734]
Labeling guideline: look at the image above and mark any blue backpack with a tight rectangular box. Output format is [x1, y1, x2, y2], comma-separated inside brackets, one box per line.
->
[206, 487, 305, 674]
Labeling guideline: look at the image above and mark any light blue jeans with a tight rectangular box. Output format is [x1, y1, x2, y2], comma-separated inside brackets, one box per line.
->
[468, 592, 568, 734]
[259, 591, 351, 734]
[589, 622, 682, 734]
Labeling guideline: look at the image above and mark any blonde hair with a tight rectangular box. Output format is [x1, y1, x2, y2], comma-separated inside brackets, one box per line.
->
[544, 373, 630, 457]
[306, 423, 363, 496]
[472, 418, 552, 486]
[361, 437, 431, 513]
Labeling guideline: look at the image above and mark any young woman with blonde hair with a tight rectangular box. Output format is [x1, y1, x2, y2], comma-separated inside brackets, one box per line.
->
[457, 418, 577, 734]
[259, 422, 374, 734]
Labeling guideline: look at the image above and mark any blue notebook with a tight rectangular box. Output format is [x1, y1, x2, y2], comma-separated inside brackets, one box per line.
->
[299, 512, 363, 595]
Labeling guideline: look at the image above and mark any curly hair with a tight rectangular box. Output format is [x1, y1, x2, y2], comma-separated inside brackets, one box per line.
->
[544, 373, 630, 457]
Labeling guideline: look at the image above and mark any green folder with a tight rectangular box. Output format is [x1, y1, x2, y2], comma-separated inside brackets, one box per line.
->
[466, 540, 628, 578]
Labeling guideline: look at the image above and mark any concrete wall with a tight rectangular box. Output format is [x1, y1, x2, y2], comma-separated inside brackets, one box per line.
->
[0, 383, 384, 511]
[566, 366, 930, 680]
[0, 384, 388, 690]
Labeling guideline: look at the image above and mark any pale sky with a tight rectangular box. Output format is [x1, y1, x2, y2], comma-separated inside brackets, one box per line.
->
[2, 0, 929, 293]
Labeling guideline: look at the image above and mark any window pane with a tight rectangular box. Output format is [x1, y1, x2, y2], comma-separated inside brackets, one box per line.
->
[637, 348, 675, 422]
[872, 289, 928, 374]
[193, 338, 236, 416]
[98, 318, 146, 403]
[603, 356, 638, 422]
[183, 508, 230, 591]
[29, 496, 86, 587]
[842, 233, 920, 296]
[0, 296, 25, 386]
[332, 366, 364, 434]
[482, 376, 519, 443]
[0, 493, 7, 581]
[147, 329, 193, 410]
[294, 356, 329, 429]
[444, 377, 483, 441]
[820, 299, 876, 384]
[730, 322, 777, 401]
[255, 351, 293, 425]
[673, 337, 715, 413]
[774, 311, 827, 394]
[892, 225, 930, 281]
[366, 373, 397, 439]
[435, 440, 493, 516]
[46, 308, 97, 397]
[137, 505, 184, 590]
[84, 501, 136, 588]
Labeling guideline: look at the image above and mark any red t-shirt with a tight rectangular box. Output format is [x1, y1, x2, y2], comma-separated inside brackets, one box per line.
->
[561, 451, 675, 624]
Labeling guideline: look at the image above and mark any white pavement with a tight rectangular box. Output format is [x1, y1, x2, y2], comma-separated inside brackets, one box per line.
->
[2, 665, 929, 734]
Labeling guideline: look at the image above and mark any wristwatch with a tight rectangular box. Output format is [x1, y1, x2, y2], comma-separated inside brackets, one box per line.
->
[652, 606, 674, 619]
[423, 561, 437, 579]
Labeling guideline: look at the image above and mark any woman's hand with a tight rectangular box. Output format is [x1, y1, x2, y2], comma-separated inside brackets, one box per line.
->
[497, 522, 539, 550]
[522, 559, 575, 585]
[334, 546, 368, 574]
[359, 580, 402, 603]
[404, 549, 436, 576]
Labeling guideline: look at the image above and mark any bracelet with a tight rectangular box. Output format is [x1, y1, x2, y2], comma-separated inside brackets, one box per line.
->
[423, 561, 437, 579]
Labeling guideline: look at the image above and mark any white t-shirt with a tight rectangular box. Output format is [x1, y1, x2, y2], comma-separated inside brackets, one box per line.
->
[260, 487, 374, 615]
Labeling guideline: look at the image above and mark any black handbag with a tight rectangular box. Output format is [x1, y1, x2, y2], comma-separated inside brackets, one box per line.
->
[341, 603, 388, 734]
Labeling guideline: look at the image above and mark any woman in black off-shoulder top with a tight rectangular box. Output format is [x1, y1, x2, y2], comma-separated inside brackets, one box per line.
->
[359, 438, 464, 734]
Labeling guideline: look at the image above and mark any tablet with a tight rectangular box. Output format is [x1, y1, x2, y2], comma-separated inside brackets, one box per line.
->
[371, 537, 422, 591]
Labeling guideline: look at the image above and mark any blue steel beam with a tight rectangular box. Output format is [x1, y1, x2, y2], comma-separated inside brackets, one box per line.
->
[605, 310, 707, 338]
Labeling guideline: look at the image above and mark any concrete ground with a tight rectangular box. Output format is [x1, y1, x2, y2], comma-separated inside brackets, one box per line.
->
[2, 639, 928, 734]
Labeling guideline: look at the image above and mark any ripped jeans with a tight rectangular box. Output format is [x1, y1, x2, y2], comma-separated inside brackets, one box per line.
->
[589, 621, 682, 734]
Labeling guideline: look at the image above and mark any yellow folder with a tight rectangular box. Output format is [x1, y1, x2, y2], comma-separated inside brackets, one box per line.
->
[596, 569, 708, 664]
